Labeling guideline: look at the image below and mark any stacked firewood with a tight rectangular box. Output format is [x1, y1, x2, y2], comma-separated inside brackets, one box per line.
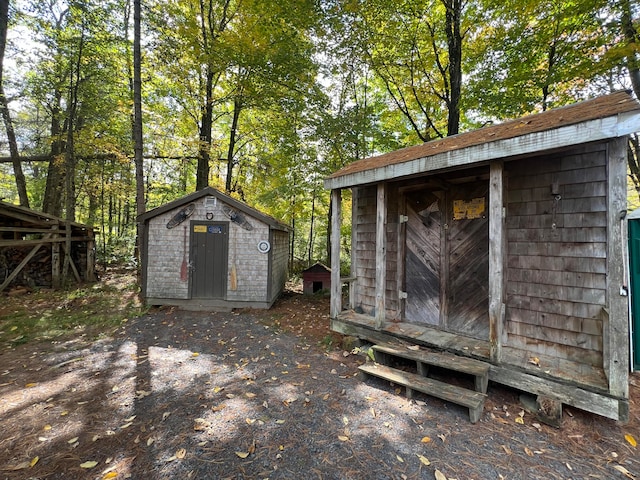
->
[0, 246, 53, 288]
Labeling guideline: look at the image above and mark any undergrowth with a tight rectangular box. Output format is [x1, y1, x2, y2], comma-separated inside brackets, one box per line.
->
[0, 271, 145, 346]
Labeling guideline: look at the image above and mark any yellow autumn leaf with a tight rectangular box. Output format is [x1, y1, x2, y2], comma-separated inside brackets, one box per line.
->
[191, 352, 199, 357]
[338, 435, 349, 441]
[434, 469, 448, 480]
[515, 416, 524, 424]
[25, 383, 37, 388]
[43, 425, 52, 431]
[213, 386, 224, 393]
[80, 461, 98, 469]
[245, 392, 256, 398]
[416, 454, 430, 466]
[102, 472, 118, 479]
[625, 434, 637, 448]
[396, 455, 404, 463]
[30, 456, 39, 467]
[235, 451, 250, 458]
[421, 436, 431, 443]
[68, 437, 79, 444]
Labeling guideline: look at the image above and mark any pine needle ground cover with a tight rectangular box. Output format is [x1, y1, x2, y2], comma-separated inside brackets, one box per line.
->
[0, 278, 639, 479]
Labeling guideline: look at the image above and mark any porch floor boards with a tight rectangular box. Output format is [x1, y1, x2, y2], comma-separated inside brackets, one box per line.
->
[336, 310, 608, 392]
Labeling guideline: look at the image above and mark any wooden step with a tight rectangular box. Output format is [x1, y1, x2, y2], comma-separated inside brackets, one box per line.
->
[372, 344, 490, 393]
[359, 363, 486, 423]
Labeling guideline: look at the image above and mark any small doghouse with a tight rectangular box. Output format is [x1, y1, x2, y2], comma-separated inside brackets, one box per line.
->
[302, 262, 331, 294]
[138, 187, 290, 310]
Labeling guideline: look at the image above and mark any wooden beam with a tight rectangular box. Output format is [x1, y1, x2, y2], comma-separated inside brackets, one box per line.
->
[605, 136, 630, 398]
[0, 236, 92, 247]
[489, 161, 505, 362]
[375, 183, 387, 329]
[330, 189, 342, 319]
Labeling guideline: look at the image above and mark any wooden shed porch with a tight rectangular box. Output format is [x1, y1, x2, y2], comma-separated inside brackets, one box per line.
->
[325, 92, 640, 421]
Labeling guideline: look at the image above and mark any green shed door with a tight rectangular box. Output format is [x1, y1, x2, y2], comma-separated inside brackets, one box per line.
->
[190, 222, 228, 299]
[628, 216, 640, 371]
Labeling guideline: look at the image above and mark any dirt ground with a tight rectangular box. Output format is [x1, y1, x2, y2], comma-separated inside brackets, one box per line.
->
[2, 285, 640, 480]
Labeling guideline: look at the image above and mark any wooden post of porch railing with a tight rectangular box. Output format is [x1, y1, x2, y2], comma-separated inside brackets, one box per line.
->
[330, 188, 342, 319]
[375, 183, 387, 329]
[489, 161, 504, 363]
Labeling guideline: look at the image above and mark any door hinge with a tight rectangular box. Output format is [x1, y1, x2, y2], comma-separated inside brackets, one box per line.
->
[399, 214, 408, 224]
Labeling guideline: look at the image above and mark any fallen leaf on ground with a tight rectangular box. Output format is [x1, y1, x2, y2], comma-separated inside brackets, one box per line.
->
[235, 451, 250, 458]
[175, 448, 186, 459]
[625, 434, 637, 448]
[434, 469, 447, 480]
[421, 436, 431, 443]
[416, 454, 430, 465]
[613, 465, 635, 478]
[30, 456, 39, 467]
[80, 461, 98, 469]
[338, 435, 349, 441]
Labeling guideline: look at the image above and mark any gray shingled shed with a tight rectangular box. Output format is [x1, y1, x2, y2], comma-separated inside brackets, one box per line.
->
[325, 91, 640, 421]
[138, 187, 290, 310]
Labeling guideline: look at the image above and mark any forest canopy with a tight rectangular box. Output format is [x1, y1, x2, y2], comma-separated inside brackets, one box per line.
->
[0, 0, 639, 268]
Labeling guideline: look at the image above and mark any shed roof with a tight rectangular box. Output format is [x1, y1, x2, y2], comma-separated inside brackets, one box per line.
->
[137, 186, 290, 232]
[0, 200, 93, 231]
[325, 91, 640, 190]
[302, 262, 331, 274]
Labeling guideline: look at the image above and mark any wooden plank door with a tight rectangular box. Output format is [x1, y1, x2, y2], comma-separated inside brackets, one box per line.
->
[403, 182, 489, 340]
[446, 182, 489, 339]
[404, 190, 444, 325]
[190, 222, 228, 299]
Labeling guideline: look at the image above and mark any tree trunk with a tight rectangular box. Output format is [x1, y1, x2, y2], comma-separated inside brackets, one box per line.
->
[42, 91, 65, 216]
[196, 66, 214, 190]
[444, 0, 462, 136]
[307, 189, 316, 266]
[132, 0, 145, 273]
[620, 0, 640, 99]
[0, 0, 28, 207]
[225, 96, 242, 193]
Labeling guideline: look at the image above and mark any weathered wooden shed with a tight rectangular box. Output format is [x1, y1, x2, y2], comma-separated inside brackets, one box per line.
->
[0, 201, 96, 291]
[325, 91, 640, 421]
[302, 262, 331, 294]
[138, 187, 290, 310]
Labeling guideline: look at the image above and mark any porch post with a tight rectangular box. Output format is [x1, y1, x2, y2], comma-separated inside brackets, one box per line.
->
[606, 136, 630, 398]
[489, 161, 505, 362]
[330, 188, 342, 319]
[375, 183, 387, 329]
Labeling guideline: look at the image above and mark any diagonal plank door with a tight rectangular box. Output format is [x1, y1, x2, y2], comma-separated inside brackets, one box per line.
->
[404, 191, 443, 325]
[446, 182, 489, 339]
[404, 182, 489, 340]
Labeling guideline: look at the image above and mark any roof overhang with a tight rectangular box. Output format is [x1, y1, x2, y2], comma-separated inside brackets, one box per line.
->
[325, 107, 640, 191]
